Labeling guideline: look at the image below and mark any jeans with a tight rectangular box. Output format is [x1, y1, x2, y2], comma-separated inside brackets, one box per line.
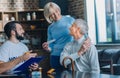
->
[50, 55, 65, 70]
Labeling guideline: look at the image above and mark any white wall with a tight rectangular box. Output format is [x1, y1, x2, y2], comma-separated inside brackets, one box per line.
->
[95, 0, 107, 42]
[85, 0, 96, 44]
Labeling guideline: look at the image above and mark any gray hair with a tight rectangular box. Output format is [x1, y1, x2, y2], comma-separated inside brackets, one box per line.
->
[44, 2, 61, 23]
[74, 19, 88, 34]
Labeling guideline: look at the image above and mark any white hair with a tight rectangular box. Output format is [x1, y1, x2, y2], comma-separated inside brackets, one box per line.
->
[44, 2, 61, 23]
[74, 19, 88, 34]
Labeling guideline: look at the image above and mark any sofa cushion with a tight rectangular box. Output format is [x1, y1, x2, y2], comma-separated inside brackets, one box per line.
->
[98, 49, 120, 74]
[100, 49, 120, 63]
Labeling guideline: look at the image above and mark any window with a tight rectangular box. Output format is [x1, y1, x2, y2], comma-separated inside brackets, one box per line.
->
[95, 0, 120, 43]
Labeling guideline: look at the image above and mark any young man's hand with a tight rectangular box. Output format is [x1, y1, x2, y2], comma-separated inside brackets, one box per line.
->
[29, 63, 39, 71]
[22, 50, 37, 61]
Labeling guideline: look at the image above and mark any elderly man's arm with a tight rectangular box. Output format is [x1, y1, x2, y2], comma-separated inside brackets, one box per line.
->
[60, 44, 83, 67]
[60, 43, 74, 68]
[60, 39, 91, 68]
[88, 45, 100, 73]
[60, 37, 91, 66]
[69, 37, 91, 61]
[78, 37, 91, 55]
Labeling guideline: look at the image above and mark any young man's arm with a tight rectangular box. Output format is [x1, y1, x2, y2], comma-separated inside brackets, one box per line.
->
[0, 56, 23, 73]
[0, 52, 37, 74]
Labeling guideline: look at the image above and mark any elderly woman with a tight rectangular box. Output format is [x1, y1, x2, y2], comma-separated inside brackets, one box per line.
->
[60, 19, 100, 73]
[42, 2, 75, 69]
[42, 2, 90, 69]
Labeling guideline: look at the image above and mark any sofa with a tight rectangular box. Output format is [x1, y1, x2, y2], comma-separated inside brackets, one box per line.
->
[98, 49, 120, 75]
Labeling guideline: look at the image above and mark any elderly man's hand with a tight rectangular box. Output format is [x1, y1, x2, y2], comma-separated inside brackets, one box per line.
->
[78, 37, 91, 56]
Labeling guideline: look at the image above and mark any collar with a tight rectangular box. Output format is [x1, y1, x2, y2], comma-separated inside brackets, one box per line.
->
[74, 35, 86, 44]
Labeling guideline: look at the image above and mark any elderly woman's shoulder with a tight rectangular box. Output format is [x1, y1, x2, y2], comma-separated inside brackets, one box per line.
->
[64, 15, 74, 18]
[62, 15, 75, 22]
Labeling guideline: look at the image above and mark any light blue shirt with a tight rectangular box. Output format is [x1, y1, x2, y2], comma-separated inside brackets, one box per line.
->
[60, 35, 100, 73]
[47, 15, 75, 56]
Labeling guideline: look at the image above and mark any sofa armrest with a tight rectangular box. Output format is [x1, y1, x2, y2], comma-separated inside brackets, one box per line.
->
[99, 59, 113, 74]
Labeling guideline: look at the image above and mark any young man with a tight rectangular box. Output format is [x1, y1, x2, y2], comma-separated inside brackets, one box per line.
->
[60, 19, 100, 73]
[0, 21, 38, 73]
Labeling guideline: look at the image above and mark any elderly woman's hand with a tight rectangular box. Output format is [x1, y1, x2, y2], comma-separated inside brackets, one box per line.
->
[78, 37, 91, 56]
[42, 42, 51, 51]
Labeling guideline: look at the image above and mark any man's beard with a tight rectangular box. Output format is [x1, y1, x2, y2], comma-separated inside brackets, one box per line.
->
[15, 31, 24, 40]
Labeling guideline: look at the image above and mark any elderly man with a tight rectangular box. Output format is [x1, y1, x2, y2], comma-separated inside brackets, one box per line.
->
[0, 21, 38, 73]
[60, 19, 100, 73]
